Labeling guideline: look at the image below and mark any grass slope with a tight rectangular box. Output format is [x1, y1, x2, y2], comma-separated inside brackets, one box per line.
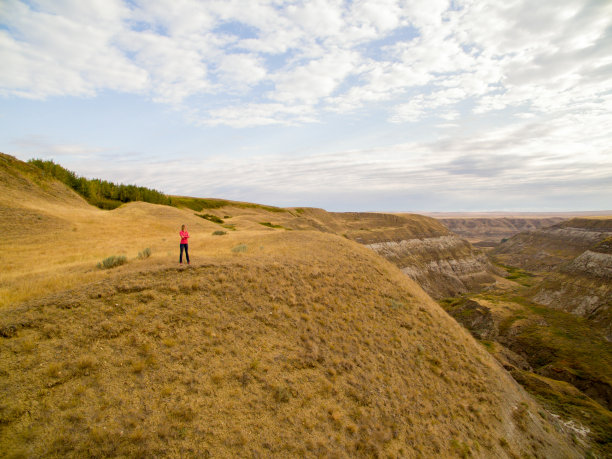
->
[0, 154, 460, 309]
[1, 232, 579, 457]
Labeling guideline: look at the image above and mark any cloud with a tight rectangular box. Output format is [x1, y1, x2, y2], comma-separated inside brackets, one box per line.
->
[2, 0, 610, 128]
[201, 102, 317, 128]
[271, 49, 359, 104]
[215, 53, 267, 88]
[0, 0, 148, 98]
[9, 101, 611, 211]
[2, 0, 612, 212]
[10, 135, 105, 158]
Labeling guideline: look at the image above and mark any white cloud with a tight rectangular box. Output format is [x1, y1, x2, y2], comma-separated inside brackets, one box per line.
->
[2, 0, 610, 128]
[2, 0, 612, 212]
[201, 103, 317, 128]
[0, 0, 148, 98]
[216, 53, 267, 88]
[271, 49, 359, 104]
[11, 134, 105, 157]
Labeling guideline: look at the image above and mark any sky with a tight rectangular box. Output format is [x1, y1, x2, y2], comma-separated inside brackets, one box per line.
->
[1, 0, 611, 212]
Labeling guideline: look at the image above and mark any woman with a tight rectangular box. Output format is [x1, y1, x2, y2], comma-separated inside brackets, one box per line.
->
[179, 224, 190, 264]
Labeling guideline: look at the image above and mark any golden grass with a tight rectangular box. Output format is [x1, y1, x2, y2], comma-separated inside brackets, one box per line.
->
[0, 185, 450, 310]
[0, 154, 584, 456]
[0, 231, 581, 457]
[0, 195, 259, 308]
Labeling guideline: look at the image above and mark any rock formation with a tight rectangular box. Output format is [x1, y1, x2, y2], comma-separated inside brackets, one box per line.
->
[292, 209, 497, 298]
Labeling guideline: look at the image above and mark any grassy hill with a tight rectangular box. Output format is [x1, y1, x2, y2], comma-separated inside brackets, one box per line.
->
[0, 153, 487, 307]
[1, 232, 582, 457]
[0, 153, 584, 456]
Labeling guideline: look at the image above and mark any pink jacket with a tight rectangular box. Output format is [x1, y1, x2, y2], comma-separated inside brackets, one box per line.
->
[180, 231, 189, 244]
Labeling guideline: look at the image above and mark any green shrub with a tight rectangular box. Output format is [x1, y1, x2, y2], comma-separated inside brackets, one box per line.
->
[137, 248, 151, 259]
[231, 244, 247, 253]
[259, 222, 284, 229]
[173, 197, 285, 213]
[196, 213, 224, 224]
[212, 230, 227, 236]
[173, 197, 228, 211]
[97, 255, 127, 269]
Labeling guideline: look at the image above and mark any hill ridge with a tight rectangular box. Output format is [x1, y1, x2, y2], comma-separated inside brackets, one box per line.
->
[1, 230, 583, 457]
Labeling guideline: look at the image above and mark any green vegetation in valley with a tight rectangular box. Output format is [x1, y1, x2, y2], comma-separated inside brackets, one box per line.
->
[29, 159, 172, 209]
[440, 265, 612, 456]
[495, 263, 539, 287]
[511, 369, 612, 455]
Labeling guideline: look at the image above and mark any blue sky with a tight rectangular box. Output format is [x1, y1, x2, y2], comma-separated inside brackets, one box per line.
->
[1, 0, 611, 211]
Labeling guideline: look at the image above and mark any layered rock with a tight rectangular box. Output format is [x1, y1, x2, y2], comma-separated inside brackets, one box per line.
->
[437, 217, 566, 246]
[289, 209, 497, 298]
[491, 218, 612, 340]
[492, 218, 612, 272]
[533, 237, 612, 341]
[365, 235, 495, 298]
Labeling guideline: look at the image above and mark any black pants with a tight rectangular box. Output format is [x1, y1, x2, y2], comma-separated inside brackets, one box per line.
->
[180, 244, 189, 263]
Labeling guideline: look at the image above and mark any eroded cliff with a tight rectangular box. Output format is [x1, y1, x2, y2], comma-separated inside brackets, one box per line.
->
[492, 218, 612, 271]
[490, 218, 612, 340]
[437, 217, 566, 246]
[278, 209, 496, 298]
[533, 236, 612, 340]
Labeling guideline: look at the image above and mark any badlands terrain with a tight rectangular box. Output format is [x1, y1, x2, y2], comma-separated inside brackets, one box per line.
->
[1, 153, 609, 457]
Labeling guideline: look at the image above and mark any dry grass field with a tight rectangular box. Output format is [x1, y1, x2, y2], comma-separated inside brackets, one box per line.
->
[0, 155, 448, 310]
[0, 155, 585, 457]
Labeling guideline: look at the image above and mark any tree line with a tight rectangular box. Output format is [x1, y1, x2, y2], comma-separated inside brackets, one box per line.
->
[29, 159, 173, 209]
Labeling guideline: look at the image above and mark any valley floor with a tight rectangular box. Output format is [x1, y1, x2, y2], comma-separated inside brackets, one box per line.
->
[439, 265, 612, 457]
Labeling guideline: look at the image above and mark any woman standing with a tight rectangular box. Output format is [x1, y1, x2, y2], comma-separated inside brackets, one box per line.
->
[179, 224, 190, 264]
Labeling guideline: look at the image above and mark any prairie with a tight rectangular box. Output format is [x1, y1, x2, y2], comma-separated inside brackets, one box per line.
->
[0, 154, 585, 456]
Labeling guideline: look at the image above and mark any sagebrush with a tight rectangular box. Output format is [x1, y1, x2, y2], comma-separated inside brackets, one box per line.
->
[97, 255, 127, 269]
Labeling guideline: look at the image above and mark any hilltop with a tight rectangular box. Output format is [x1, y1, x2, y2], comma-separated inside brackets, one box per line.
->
[1, 153, 493, 306]
[1, 235, 581, 457]
[0, 153, 587, 456]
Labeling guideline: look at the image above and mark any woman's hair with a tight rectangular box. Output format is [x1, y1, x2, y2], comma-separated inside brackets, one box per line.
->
[181, 225, 185, 230]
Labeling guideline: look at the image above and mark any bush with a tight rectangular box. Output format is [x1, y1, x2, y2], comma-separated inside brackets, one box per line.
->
[196, 213, 224, 224]
[137, 248, 151, 259]
[212, 230, 227, 236]
[231, 244, 247, 253]
[259, 222, 283, 229]
[97, 255, 127, 269]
